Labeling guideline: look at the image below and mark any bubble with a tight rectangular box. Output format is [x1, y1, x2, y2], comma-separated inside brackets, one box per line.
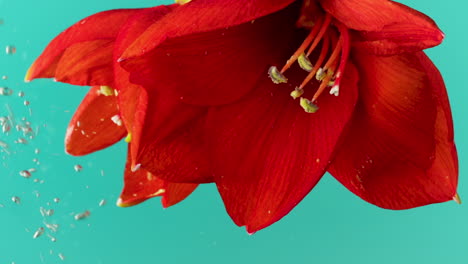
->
[45, 223, 59, 233]
[74, 210, 91, 220]
[99, 199, 106, 207]
[2, 123, 11, 133]
[0, 87, 13, 96]
[14, 137, 28, 144]
[32, 227, 44, 239]
[11, 196, 20, 204]
[0, 140, 8, 148]
[39, 207, 54, 217]
[74, 164, 83, 172]
[19, 170, 32, 178]
[111, 114, 122, 126]
[5, 45, 16, 54]
[48, 234, 57, 242]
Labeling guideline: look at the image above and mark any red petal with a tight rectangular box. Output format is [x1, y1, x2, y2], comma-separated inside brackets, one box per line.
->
[118, 147, 197, 208]
[26, 9, 141, 82]
[122, 0, 295, 59]
[113, 6, 176, 133]
[54, 40, 114, 85]
[328, 52, 458, 209]
[207, 63, 359, 233]
[65, 86, 126, 155]
[120, 1, 301, 106]
[116, 10, 212, 181]
[162, 182, 198, 208]
[132, 91, 212, 183]
[319, 0, 444, 55]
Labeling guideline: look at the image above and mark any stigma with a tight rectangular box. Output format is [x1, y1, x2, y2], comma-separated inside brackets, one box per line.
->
[268, 13, 350, 113]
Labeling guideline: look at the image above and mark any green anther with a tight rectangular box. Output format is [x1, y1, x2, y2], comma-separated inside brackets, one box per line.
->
[300, 98, 319, 113]
[290, 87, 304, 99]
[268, 66, 288, 84]
[125, 133, 132, 143]
[298, 53, 313, 72]
[99, 86, 114, 96]
[315, 68, 325, 81]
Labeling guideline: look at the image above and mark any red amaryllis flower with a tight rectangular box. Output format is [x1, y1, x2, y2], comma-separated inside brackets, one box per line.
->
[26, 0, 459, 233]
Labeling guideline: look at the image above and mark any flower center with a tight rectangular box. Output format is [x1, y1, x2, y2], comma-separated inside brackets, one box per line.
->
[268, 13, 350, 113]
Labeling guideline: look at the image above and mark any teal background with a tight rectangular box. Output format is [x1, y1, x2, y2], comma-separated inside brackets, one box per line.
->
[0, 0, 466, 263]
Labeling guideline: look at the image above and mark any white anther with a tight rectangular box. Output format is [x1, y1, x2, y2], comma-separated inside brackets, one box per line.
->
[329, 85, 340, 96]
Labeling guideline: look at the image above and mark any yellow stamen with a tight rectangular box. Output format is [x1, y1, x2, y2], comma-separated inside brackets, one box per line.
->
[312, 69, 334, 102]
[298, 53, 313, 72]
[279, 15, 327, 73]
[99, 85, 114, 96]
[290, 87, 304, 99]
[297, 34, 330, 90]
[268, 66, 288, 84]
[267, 13, 351, 114]
[299, 97, 319, 113]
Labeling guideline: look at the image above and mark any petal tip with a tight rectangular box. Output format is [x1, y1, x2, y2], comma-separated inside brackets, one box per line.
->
[24, 65, 34, 82]
[453, 193, 462, 205]
[116, 197, 132, 207]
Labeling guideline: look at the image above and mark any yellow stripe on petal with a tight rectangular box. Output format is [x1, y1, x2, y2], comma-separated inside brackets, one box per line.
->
[175, 0, 191, 4]
[124, 133, 132, 143]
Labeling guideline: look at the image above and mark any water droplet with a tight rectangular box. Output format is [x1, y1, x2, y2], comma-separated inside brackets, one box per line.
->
[111, 114, 122, 126]
[17, 91, 24, 97]
[48, 234, 57, 242]
[14, 137, 27, 144]
[53, 197, 60, 203]
[45, 223, 59, 233]
[0, 140, 8, 148]
[5, 45, 16, 54]
[74, 210, 91, 220]
[131, 163, 141, 172]
[19, 170, 31, 178]
[33, 227, 44, 239]
[11, 196, 20, 204]
[2, 123, 10, 133]
[40, 207, 54, 217]
[74, 164, 83, 172]
[99, 199, 106, 207]
[23, 100, 30, 106]
[0, 86, 13, 96]
[58, 253, 65, 261]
